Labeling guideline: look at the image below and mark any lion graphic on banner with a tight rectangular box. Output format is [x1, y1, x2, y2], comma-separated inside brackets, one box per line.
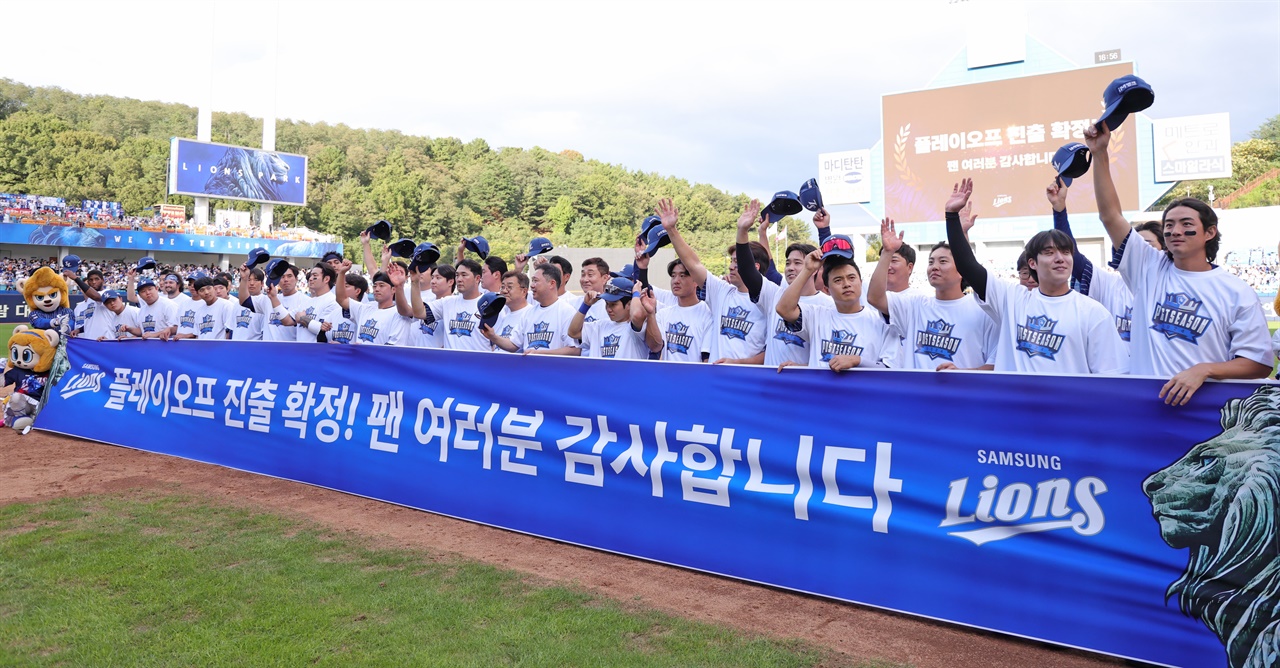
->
[203, 148, 291, 202]
[1144, 386, 1280, 668]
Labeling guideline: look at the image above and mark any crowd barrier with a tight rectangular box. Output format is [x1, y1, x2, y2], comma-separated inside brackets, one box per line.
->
[36, 338, 1280, 668]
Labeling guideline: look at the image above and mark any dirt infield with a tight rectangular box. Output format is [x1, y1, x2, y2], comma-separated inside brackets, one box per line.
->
[2, 431, 1132, 668]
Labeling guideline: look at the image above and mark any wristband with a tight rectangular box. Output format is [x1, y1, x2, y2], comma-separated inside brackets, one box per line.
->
[632, 291, 642, 299]
[577, 302, 591, 315]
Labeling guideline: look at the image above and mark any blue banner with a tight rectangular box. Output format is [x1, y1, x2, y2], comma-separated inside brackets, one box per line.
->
[35, 339, 1280, 668]
[0, 222, 341, 259]
[0, 291, 86, 323]
[168, 138, 308, 206]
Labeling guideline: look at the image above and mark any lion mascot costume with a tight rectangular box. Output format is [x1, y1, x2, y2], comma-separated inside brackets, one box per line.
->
[19, 266, 74, 338]
[1145, 385, 1280, 668]
[2, 325, 60, 434]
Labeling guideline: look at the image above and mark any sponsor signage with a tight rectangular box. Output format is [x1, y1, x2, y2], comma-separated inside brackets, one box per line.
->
[1153, 112, 1233, 182]
[817, 150, 873, 204]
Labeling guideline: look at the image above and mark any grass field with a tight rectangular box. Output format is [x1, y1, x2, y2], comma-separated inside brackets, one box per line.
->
[0, 494, 893, 667]
[0, 323, 15, 345]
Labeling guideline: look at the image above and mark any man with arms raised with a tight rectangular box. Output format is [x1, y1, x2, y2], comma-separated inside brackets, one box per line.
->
[869, 218, 997, 371]
[659, 198, 769, 365]
[1085, 123, 1272, 404]
[775, 241, 889, 372]
[945, 178, 1125, 376]
[641, 258, 712, 362]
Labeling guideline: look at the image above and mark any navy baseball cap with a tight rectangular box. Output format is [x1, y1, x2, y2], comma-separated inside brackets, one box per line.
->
[600, 276, 635, 302]
[321, 250, 343, 263]
[411, 242, 441, 271]
[1098, 74, 1154, 131]
[477, 292, 506, 329]
[265, 259, 290, 286]
[62, 254, 81, 272]
[642, 224, 670, 257]
[463, 236, 490, 259]
[136, 256, 157, 272]
[246, 248, 270, 268]
[763, 191, 804, 221]
[798, 178, 824, 212]
[365, 219, 392, 242]
[189, 269, 209, 281]
[388, 238, 417, 259]
[821, 234, 855, 260]
[100, 289, 122, 302]
[528, 236, 554, 257]
[137, 276, 157, 290]
[639, 215, 663, 239]
[1052, 143, 1092, 186]
[610, 264, 638, 281]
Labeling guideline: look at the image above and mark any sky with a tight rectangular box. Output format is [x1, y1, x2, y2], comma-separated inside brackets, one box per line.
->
[2, 0, 1278, 230]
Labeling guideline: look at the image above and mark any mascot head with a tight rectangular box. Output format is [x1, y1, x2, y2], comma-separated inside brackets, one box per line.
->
[7, 325, 59, 374]
[1144, 386, 1280, 668]
[17, 266, 69, 313]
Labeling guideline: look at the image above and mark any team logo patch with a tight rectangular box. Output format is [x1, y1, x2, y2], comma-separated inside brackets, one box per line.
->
[527, 321, 554, 349]
[1151, 293, 1211, 344]
[820, 329, 863, 362]
[449, 311, 476, 337]
[1117, 306, 1132, 342]
[915, 319, 962, 361]
[198, 314, 216, 335]
[665, 322, 694, 355]
[772, 319, 806, 348]
[141, 314, 157, 333]
[600, 333, 621, 358]
[359, 317, 380, 343]
[332, 320, 356, 344]
[720, 306, 753, 341]
[1016, 315, 1065, 360]
[235, 309, 252, 329]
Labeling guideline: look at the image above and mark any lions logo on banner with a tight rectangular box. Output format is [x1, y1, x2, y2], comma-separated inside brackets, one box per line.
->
[916, 319, 961, 361]
[1016, 315, 1065, 359]
[1151, 292, 1211, 344]
[720, 306, 752, 341]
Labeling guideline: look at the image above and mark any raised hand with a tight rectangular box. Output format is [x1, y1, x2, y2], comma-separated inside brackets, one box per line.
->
[583, 290, 600, 306]
[945, 178, 973, 213]
[737, 199, 762, 232]
[338, 259, 353, 274]
[380, 246, 392, 266]
[514, 253, 529, 273]
[1046, 179, 1068, 212]
[359, 230, 371, 245]
[813, 207, 830, 229]
[656, 198, 679, 231]
[959, 197, 978, 235]
[639, 288, 656, 314]
[1083, 123, 1110, 153]
[803, 249, 823, 275]
[386, 263, 406, 287]
[880, 218, 903, 255]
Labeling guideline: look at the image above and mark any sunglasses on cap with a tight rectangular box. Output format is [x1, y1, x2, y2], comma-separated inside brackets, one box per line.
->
[821, 237, 853, 254]
[603, 281, 630, 296]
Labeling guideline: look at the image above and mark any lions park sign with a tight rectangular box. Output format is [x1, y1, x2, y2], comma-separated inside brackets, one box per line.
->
[36, 339, 1280, 668]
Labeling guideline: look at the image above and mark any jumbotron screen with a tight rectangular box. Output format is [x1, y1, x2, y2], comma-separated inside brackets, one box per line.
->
[881, 62, 1140, 223]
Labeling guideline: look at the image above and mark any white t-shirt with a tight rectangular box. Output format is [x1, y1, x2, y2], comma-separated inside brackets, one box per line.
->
[426, 294, 489, 352]
[253, 291, 308, 342]
[762, 286, 834, 367]
[1085, 268, 1134, 345]
[782, 303, 889, 368]
[522, 298, 580, 353]
[493, 305, 532, 353]
[86, 305, 140, 340]
[581, 317, 648, 360]
[165, 292, 194, 316]
[704, 274, 767, 362]
[887, 292, 999, 370]
[179, 299, 232, 340]
[295, 291, 342, 343]
[137, 298, 178, 337]
[976, 277, 1127, 375]
[577, 299, 608, 353]
[654, 301, 713, 363]
[348, 300, 409, 345]
[228, 297, 266, 341]
[1116, 229, 1274, 376]
[74, 298, 100, 333]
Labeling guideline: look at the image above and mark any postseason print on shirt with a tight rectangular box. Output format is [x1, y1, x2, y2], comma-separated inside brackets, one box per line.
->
[426, 295, 489, 352]
[1085, 268, 1134, 344]
[783, 303, 890, 368]
[229, 300, 266, 341]
[250, 292, 308, 342]
[138, 297, 178, 337]
[762, 285, 833, 367]
[74, 298, 99, 333]
[655, 302, 713, 363]
[581, 318, 648, 360]
[493, 306, 531, 353]
[977, 277, 1127, 375]
[177, 299, 231, 340]
[886, 292, 999, 370]
[295, 292, 341, 342]
[704, 274, 767, 362]
[1116, 228, 1274, 376]
[522, 298, 579, 352]
[347, 300, 408, 345]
